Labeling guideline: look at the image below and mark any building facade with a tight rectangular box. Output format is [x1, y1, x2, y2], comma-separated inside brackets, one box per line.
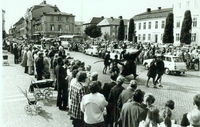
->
[2, 9, 5, 32]
[133, 8, 173, 44]
[74, 21, 84, 35]
[10, 0, 75, 40]
[173, 0, 200, 46]
[97, 17, 129, 41]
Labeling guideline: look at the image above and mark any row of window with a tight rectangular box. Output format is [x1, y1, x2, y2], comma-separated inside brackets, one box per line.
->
[50, 16, 69, 22]
[138, 34, 163, 41]
[176, 33, 197, 42]
[50, 24, 70, 31]
[137, 20, 165, 30]
[176, 18, 198, 28]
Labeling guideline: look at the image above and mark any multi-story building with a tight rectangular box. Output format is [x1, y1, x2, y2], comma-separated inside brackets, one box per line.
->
[74, 21, 84, 35]
[10, 0, 75, 40]
[133, 8, 173, 44]
[12, 17, 25, 38]
[83, 16, 104, 31]
[173, 0, 200, 46]
[97, 17, 129, 41]
[2, 9, 5, 32]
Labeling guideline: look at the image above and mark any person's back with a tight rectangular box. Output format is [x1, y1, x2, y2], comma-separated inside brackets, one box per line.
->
[121, 101, 146, 127]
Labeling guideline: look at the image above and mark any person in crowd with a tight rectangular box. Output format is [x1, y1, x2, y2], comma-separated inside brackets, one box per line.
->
[108, 76, 125, 127]
[43, 50, 50, 79]
[143, 93, 156, 109]
[13, 43, 19, 64]
[146, 56, 157, 88]
[119, 89, 147, 127]
[81, 81, 108, 127]
[48, 46, 56, 69]
[27, 46, 34, 75]
[33, 49, 39, 78]
[90, 72, 98, 82]
[118, 80, 137, 109]
[69, 71, 87, 127]
[55, 57, 67, 110]
[101, 73, 118, 127]
[21, 47, 28, 74]
[110, 55, 121, 76]
[35, 52, 44, 80]
[103, 52, 111, 74]
[139, 107, 160, 127]
[186, 94, 200, 127]
[155, 55, 165, 87]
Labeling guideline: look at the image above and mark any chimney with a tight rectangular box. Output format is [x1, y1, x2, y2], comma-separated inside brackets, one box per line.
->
[101, 16, 104, 19]
[158, 7, 162, 10]
[110, 17, 114, 20]
[147, 8, 151, 12]
[43, 0, 46, 4]
[119, 16, 123, 19]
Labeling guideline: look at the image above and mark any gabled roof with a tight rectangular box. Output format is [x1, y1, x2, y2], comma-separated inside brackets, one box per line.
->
[84, 17, 104, 25]
[133, 8, 173, 20]
[98, 18, 129, 26]
[28, 1, 60, 12]
[13, 17, 24, 26]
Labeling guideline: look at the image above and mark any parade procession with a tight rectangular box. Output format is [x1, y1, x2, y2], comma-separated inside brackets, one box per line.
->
[1, 0, 200, 127]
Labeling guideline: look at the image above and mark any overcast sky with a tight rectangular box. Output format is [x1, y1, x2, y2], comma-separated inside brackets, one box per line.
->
[2, 0, 174, 32]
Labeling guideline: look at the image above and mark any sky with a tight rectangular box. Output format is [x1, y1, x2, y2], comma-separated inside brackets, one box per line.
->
[1, 0, 174, 32]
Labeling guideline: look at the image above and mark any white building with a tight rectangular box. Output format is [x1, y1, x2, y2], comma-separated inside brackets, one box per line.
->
[133, 8, 173, 44]
[173, 0, 200, 46]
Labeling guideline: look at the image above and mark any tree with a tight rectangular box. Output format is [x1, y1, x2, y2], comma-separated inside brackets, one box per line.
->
[128, 18, 135, 42]
[84, 25, 102, 38]
[163, 13, 174, 44]
[118, 19, 125, 41]
[180, 10, 192, 45]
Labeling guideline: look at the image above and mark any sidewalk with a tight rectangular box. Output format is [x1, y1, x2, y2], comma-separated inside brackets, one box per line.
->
[1, 52, 73, 127]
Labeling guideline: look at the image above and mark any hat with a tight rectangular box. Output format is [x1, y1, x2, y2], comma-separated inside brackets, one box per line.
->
[129, 80, 137, 89]
[116, 75, 125, 84]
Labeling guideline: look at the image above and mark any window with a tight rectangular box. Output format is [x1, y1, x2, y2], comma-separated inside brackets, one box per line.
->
[148, 22, 151, 29]
[138, 34, 141, 40]
[155, 21, 158, 29]
[66, 25, 69, 31]
[50, 16, 54, 21]
[176, 33, 180, 41]
[161, 34, 163, 40]
[166, 57, 172, 62]
[192, 33, 197, 42]
[143, 22, 146, 29]
[139, 23, 141, 30]
[50, 24, 55, 31]
[143, 34, 146, 41]
[148, 34, 151, 40]
[176, 21, 181, 28]
[57, 16, 61, 21]
[161, 21, 165, 28]
[58, 25, 62, 31]
[193, 18, 197, 27]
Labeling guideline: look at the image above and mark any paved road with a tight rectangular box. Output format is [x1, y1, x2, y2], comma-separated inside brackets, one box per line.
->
[1, 51, 200, 127]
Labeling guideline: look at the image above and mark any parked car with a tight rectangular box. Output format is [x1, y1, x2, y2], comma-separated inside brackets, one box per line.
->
[85, 45, 99, 56]
[143, 55, 187, 75]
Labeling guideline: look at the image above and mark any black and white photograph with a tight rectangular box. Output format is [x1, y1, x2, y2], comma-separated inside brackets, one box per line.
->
[1, 0, 200, 127]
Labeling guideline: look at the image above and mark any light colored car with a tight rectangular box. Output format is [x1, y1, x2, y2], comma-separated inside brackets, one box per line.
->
[110, 49, 123, 59]
[143, 55, 187, 75]
[85, 45, 99, 56]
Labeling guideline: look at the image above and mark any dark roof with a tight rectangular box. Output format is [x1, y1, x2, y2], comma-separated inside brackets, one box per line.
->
[44, 11, 74, 16]
[133, 8, 173, 20]
[13, 17, 24, 26]
[84, 17, 104, 25]
[106, 18, 129, 25]
[29, 2, 60, 12]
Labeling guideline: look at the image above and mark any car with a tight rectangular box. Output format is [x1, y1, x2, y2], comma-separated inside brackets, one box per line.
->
[85, 45, 99, 56]
[143, 55, 187, 75]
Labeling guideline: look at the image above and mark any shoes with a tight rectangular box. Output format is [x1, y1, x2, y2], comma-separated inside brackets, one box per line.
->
[146, 85, 149, 88]
[159, 85, 163, 87]
[153, 86, 158, 88]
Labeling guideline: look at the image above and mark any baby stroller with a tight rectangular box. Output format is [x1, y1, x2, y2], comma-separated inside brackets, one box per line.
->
[19, 88, 42, 115]
[29, 79, 54, 101]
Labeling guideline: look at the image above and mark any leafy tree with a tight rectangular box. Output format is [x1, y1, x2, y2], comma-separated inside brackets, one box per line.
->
[128, 18, 135, 41]
[84, 25, 102, 38]
[118, 19, 125, 41]
[180, 10, 192, 45]
[163, 13, 174, 44]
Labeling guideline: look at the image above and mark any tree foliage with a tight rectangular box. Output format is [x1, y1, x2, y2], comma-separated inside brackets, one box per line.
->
[118, 19, 125, 41]
[180, 10, 192, 44]
[128, 18, 135, 41]
[84, 25, 102, 38]
[163, 13, 174, 44]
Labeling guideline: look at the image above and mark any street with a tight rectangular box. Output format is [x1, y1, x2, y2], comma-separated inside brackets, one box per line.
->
[1, 51, 200, 127]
